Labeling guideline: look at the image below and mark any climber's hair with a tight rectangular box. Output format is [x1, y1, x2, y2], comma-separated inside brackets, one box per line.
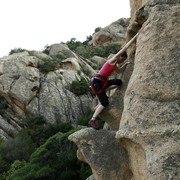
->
[120, 50, 128, 59]
[118, 48, 128, 59]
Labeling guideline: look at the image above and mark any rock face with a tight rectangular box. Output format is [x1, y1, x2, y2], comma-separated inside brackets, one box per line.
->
[70, 0, 180, 180]
[0, 44, 95, 140]
[0, 0, 179, 179]
[117, 1, 180, 180]
[90, 18, 128, 46]
[98, 63, 134, 131]
[68, 128, 132, 180]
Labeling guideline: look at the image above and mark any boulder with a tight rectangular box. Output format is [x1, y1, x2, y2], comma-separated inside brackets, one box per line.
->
[68, 128, 132, 180]
[90, 18, 128, 46]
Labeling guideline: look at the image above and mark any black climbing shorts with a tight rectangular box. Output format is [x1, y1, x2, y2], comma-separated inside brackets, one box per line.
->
[96, 79, 122, 107]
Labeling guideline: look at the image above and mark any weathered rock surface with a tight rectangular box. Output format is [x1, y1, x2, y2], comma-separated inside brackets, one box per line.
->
[45, 43, 77, 59]
[0, 0, 179, 179]
[90, 56, 106, 68]
[68, 128, 132, 180]
[99, 63, 135, 130]
[70, 0, 180, 180]
[0, 115, 21, 140]
[116, 1, 180, 180]
[0, 44, 95, 139]
[90, 18, 128, 46]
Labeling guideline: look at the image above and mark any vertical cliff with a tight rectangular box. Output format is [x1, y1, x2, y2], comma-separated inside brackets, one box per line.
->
[116, 0, 180, 179]
[69, 0, 180, 179]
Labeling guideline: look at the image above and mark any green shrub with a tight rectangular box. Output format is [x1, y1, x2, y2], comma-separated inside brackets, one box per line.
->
[0, 96, 8, 117]
[55, 51, 67, 60]
[79, 163, 92, 180]
[0, 136, 29, 174]
[0, 115, 74, 174]
[103, 42, 123, 57]
[95, 27, 101, 32]
[77, 109, 92, 126]
[19, 115, 47, 147]
[0, 172, 6, 180]
[39, 57, 59, 73]
[20, 115, 73, 147]
[2, 133, 35, 162]
[9, 48, 26, 55]
[70, 78, 90, 95]
[66, 38, 82, 50]
[9, 129, 92, 180]
[0, 142, 11, 173]
[5, 160, 26, 180]
[66, 38, 122, 59]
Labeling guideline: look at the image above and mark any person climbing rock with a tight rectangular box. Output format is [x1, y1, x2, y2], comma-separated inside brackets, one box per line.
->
[89, 34, 138, 129]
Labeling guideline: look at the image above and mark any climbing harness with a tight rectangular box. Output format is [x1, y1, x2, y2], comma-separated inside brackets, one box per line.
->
[90, 74, 108, 94]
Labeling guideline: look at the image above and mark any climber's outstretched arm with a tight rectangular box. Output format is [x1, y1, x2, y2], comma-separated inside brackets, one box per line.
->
[114, 33, 138, 58]
[108, 33, 138, 65]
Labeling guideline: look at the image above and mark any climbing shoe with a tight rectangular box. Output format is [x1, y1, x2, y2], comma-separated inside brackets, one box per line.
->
[89, 119, 99, 130]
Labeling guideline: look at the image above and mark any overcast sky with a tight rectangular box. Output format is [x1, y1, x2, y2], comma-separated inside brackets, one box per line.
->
[0, 0, 130, 57]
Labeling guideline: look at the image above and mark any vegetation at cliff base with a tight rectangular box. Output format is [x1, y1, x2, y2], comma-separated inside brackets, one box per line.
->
[7, 130, 91, 180]
[0, 116, 92, 180]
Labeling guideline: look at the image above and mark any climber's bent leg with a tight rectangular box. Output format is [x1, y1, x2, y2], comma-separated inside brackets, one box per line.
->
[89, 91, 108, 129]
[91, 91, 108, 119]
[105, 79, 122, 89]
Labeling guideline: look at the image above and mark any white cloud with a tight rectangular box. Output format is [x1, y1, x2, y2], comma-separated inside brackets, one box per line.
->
[0, 0, 130, 57]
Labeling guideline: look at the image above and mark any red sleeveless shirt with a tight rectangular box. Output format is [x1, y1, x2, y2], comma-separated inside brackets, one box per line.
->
[98, 60, 116, 78]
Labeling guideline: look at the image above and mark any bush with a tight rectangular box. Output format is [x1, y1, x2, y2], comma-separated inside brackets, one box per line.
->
[102, 42, 123, 57]
[66, 38, 82, 50]
[19, 115, 47, 147]
[39, 57, 59, 73]
[5, 160, 26, 180]
[0, 96, 8, 116]
[0, 141, 11, 173]
[0, 115, 74, 174]
[2, 133, 35, 162]
[66, 38, 122, 59]
[9, 130, 92, 180]
[74, 46, 91, 58]
[20, 115, 73, 147]
[70, 78, 90, 95]
[95, 27, 101, 32]
[77, 109, 92, 126]
[55, 51, 67, 60]
[9, 48, 26, 55]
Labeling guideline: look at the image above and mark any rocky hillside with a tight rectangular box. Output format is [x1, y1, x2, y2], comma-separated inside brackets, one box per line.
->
[69, 0, 180, 180]
[0, 44, 96, 140]
[0, 0, 179, 179]
[0, 17, 127, 141]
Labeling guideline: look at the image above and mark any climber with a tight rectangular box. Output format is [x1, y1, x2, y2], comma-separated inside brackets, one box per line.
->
[89, 34, 138, 129]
